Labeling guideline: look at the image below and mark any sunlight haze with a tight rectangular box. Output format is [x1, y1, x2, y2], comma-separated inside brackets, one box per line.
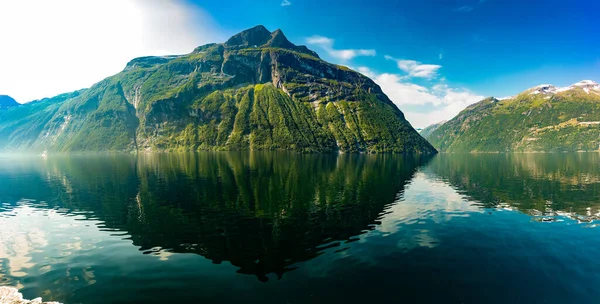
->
[0, 0, 220, 103]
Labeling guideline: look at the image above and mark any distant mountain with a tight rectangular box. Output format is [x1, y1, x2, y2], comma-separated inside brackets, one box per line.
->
[0, 25, 435, 154]
[426, 80, 600, 152]
[419, 120, 446, 139]
[0, 95, 19, 109]
[0, 91, 84, 149]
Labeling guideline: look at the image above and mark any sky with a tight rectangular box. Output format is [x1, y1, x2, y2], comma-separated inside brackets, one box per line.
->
[1, 0, 599, 128]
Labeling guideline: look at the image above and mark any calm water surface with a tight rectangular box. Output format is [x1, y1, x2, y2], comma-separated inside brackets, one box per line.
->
[1, 152, 600, 303]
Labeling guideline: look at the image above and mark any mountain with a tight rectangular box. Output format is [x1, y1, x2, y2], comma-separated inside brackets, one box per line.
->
[426, 80, 600, 152]
[419, 120, 446, 139]
[0, 25, 435, 154]
[0, 91, 84, 149]
[0, 95, 19, 109]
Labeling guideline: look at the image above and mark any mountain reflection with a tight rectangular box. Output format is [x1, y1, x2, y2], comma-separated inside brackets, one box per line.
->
[426, 153, 600, 223]
[0, 152, 430, 281]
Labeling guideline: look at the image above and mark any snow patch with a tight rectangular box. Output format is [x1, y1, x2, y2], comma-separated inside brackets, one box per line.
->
[555, 86, 571, 93]
[572, 80, 597, 86]
[526, 80, 599, 96]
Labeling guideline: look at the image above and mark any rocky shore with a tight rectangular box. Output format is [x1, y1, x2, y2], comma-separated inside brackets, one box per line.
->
[0, 287, 61, 304]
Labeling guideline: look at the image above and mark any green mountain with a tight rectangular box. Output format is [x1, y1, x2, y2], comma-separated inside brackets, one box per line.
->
[0, 25, 434, 154]
[426, 80, 600, 152]
[0, 95, 19, 109]
[0, 91, 84, 150]
[419, 120, 446, 139]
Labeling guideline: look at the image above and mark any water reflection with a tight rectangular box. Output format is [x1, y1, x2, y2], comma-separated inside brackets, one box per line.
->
[0, 152, 430, 282]
[0, 204, 104, 299]
[426, 153, 600, 224]
[3, 153, 600, 303]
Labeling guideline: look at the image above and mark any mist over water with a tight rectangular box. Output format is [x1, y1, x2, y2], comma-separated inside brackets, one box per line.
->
[1, 152, 600, 303]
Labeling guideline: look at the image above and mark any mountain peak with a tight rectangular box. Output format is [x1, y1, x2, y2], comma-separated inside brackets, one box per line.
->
[567, 80, 600, 94]
[223, 25, 319, 58]
[225, 25, 273, 47]
[572, 80, 598, 86]
[0, 95, 19, 109]
[526, 84, 557, 95]
[265, 28, 293, 48]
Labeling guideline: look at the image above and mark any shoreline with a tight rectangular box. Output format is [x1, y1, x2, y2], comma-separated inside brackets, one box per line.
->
[0, 287, 61, 304]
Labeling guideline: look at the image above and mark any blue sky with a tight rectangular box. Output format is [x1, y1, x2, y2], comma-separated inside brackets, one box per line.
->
[196, 0, 600, 127]
[200, 0, 600, 93]
[1, 0, 598, 128]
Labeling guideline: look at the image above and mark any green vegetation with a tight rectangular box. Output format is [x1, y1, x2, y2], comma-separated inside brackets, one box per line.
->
[0, 25, 434, 154]
[11, 152, 429, 280]
[0, 90, 84, 150]
[429, 153, 600, 217]
[426, 87, 600, 152]
[419, 121, 445, 139]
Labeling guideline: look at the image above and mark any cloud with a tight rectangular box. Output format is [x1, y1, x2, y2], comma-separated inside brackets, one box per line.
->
[385, 56, 442, 79]
[306, 35, 376, 61]
[454, 5, 474, 12]
[357, 66, 483, 128]
[0, 0, 223, 102]
[454, 0, 488, 13]
[306, 36, 334, 45]
[281, 0, 291, 6]
[0, 204, 111, 288]
[330, 49, 376, 60]
[357, 67, 377, 78]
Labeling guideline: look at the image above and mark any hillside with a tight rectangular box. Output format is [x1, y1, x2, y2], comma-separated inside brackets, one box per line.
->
[426, 80, 600, 152]
[419, 120, 446, 139]
[0, 26, 435, 154]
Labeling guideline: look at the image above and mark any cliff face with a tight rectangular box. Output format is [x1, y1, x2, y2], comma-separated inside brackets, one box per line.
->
[0, 25, 435, 154]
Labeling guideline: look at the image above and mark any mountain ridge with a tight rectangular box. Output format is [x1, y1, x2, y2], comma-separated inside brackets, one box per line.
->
[419, 120, 446, 139]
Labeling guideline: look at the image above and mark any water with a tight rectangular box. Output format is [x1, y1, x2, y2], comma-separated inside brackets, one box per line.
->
[1, 152, 600, 303]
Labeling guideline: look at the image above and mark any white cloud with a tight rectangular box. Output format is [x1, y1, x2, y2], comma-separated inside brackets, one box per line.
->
[357, 67, 377, 78]
[330, 49, 376, 61]
[455, 0, 488, 13]
[357, 66, 483, 128]
[306, 36, 334, 45]
[0, 0, 222, 102]
[281, 0, 292, 6]
[306, 35, 376, 61]
[385, 56, 442, 79]
[454, 5, 474, 12]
